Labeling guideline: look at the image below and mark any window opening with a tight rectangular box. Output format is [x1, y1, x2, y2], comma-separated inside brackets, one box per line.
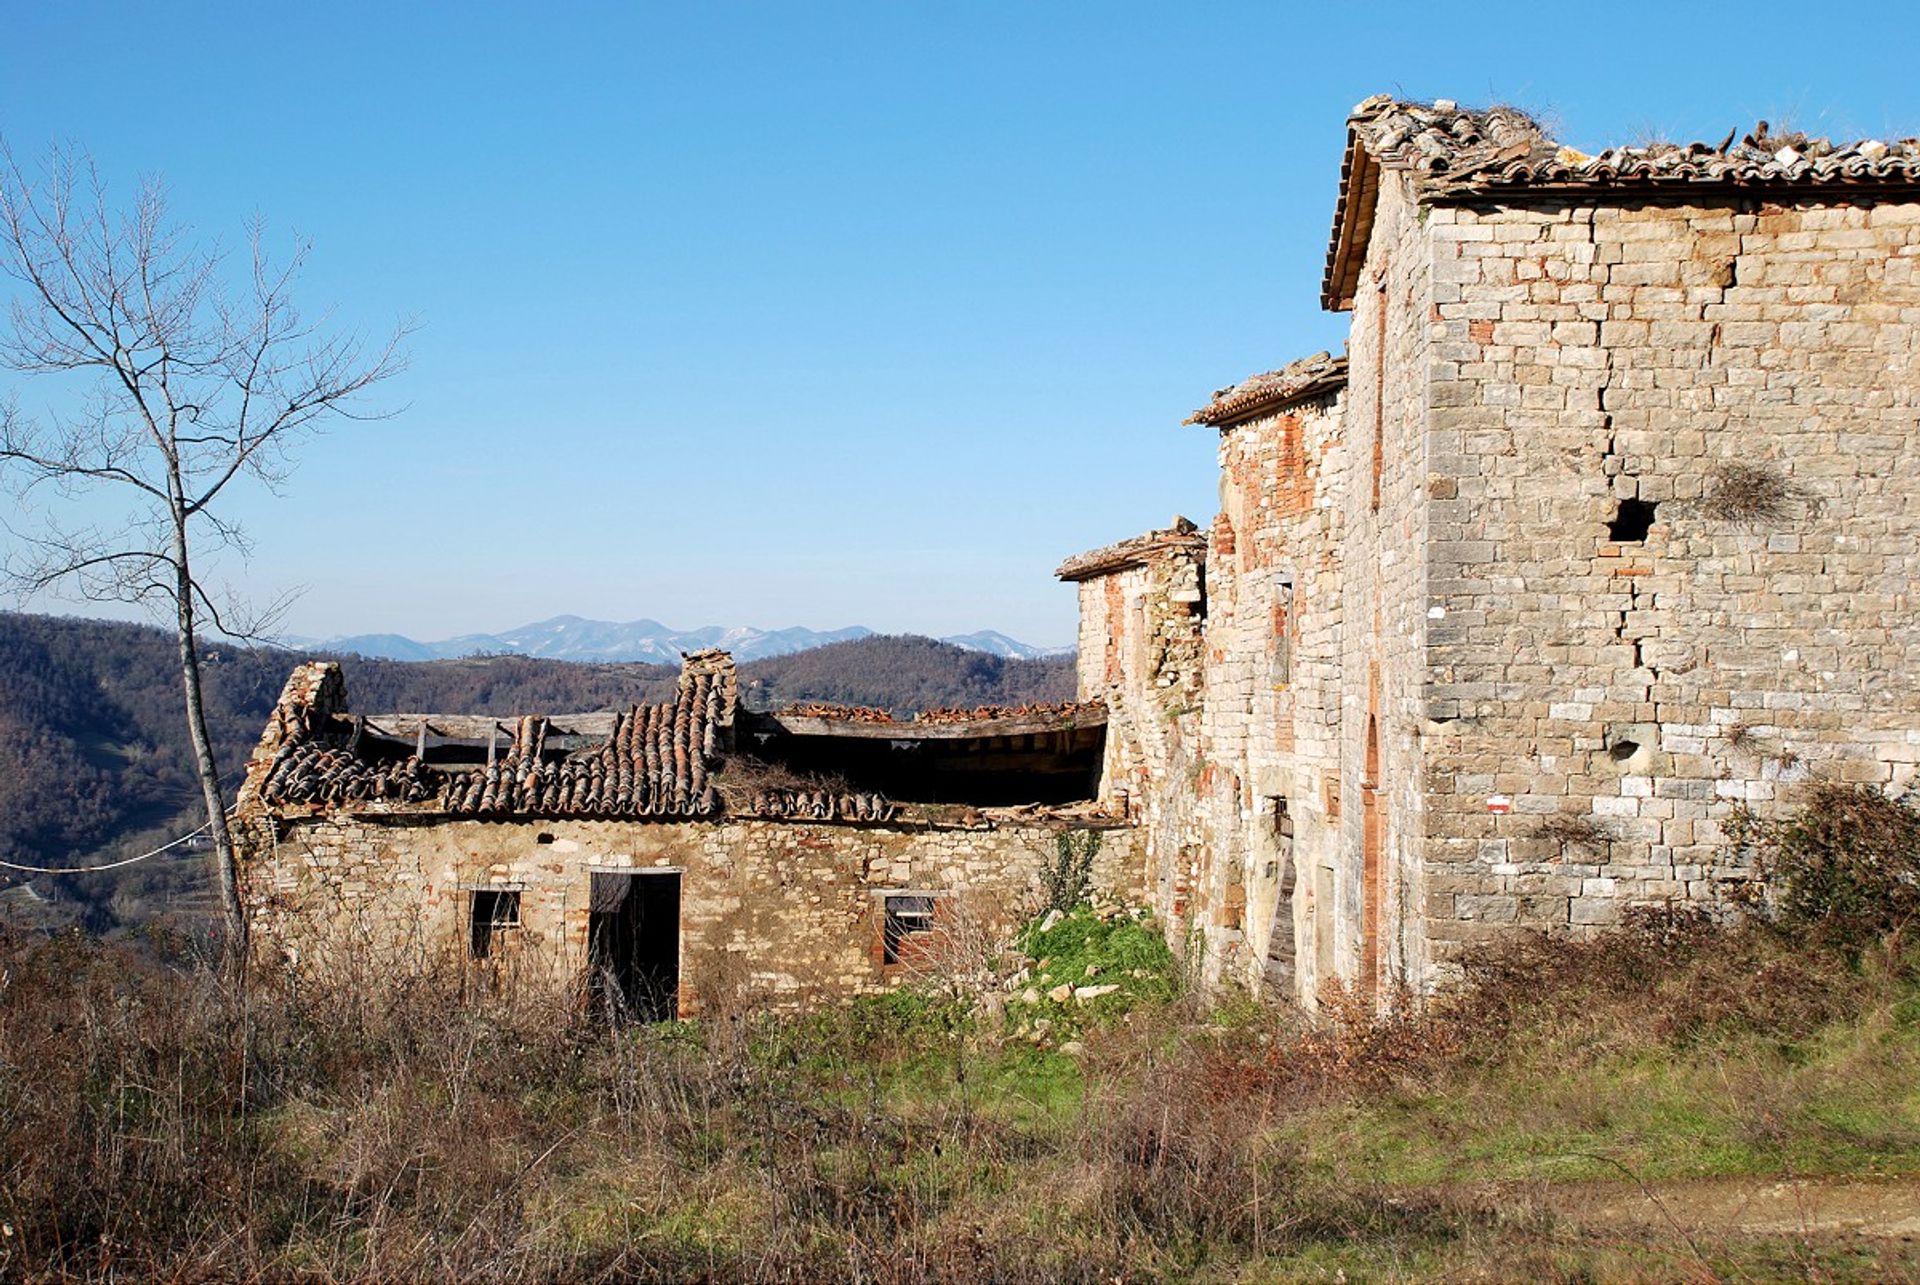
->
[883, 894, 936, 965]
[1371, 282, 1387, 512]
[1272, 572, 1295, 686]
[1608, 498, 1657, 542]
[469, 889, 520, 959]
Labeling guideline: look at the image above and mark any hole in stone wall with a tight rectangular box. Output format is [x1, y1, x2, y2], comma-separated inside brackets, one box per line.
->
[1608, 497, 1658, 542]
[1608, 739, 1641, 763]
[536, 832, 555, 845]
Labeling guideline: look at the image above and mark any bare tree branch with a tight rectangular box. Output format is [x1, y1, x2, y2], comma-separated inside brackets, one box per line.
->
[0, 137, 408, 957]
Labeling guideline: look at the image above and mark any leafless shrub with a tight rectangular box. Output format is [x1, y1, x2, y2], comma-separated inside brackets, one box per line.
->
[1702, 460, 1815, 524]
[1724, 721, 1758, 750]
[1300, 979, 1459, 1089]
[1535, 812, 1616, 855]
[709, 754, 851, 811]
[1439, 904, 1857, 1060]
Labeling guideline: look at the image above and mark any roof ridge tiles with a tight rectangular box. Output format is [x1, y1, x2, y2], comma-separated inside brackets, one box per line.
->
[1323, 95, 1920, 310]
[1186, 351, 1348, 427]
[1056, 518, 1206, 582]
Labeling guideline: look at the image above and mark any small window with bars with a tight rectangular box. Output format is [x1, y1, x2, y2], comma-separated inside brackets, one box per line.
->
[882, 894, 936, 965]
[470, 889, 521, 959]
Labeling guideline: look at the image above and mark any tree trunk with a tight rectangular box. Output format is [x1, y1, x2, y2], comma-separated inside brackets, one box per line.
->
[173, 523, 248, 958]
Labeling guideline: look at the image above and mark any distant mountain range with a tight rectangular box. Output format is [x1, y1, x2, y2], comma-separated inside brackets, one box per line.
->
[283, 616, 1072, 665]
[0, 612, 1079, 930]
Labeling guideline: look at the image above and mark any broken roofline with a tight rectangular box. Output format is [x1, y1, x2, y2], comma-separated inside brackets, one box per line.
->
[756, 703, 1107, 740]
[1054, 518, 1205, 583]
[1186, 352, 1348, 429]
[250, 651, 741, 821]
[1322, 94, 1920, 310]
[332, 704, 1108, 744]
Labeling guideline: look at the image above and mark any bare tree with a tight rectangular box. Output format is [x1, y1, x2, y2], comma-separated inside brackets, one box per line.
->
[0, 143, 405, 951]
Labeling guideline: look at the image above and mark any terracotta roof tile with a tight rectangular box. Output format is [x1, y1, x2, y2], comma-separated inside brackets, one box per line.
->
[262, 652, 740, 820]
[1324, 95, 1920, 309]
[1055, 518, 1206, 582]
[256, 651, 900, 825]
[1186, 351, 1348, 427]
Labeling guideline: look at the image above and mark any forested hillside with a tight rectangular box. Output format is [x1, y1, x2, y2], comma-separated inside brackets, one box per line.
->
[738, 633, 1075, 714]
[0, 613, 1073, 931]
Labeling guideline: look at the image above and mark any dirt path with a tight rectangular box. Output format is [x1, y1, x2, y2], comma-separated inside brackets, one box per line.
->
[1516, 1175, 1920, 1239]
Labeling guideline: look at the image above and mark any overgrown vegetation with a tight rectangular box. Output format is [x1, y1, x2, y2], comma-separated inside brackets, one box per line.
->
[5, 790, 1920, 1280]
[1040, 829, 1101, 915]
[1728, 782, 1920, 948]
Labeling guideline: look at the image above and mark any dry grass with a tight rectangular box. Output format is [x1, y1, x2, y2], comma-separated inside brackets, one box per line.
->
[4, 886, 1920, 1280]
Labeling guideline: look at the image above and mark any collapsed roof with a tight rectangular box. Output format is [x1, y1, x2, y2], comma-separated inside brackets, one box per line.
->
[1055, 517, 1206, 583]
[249, 650, 1110, 823]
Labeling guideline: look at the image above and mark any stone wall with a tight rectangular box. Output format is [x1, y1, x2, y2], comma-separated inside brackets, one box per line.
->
[1419, 192, 1920, 975]
[1065, 529, 1208, 950]
[1192, 388, 1348, 1002]
[241, 812, 1144, 1012]
[1336, 170, 1437, 1000]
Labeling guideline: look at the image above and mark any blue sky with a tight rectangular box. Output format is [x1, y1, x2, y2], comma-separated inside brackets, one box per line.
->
[3, 1, 1915, 648]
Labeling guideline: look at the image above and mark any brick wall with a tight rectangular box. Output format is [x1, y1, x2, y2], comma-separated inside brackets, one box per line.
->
[1193, 388, 1348, 1002]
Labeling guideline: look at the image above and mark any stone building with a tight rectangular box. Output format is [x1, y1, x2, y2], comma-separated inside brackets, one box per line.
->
[234, 652, 1136, 1015]
[241, 95, 1920, 1017]
[1064, 97, 1920, 1007]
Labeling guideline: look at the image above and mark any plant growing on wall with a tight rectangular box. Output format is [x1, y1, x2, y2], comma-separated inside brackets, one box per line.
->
[1702, 460, 1816, 525]
[1042, 829, 1101, 914]
[1534, 813, 1616, 857]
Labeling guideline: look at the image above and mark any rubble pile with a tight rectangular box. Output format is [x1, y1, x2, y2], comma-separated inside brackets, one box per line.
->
[747, 789, 895, 822]
[781, 702, 895, 723]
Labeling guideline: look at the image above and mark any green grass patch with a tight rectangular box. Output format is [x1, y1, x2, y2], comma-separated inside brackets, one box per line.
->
[1285, 971, 1920, 1190]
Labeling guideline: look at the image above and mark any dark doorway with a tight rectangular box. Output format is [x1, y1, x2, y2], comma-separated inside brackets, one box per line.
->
[587, 871, 681, 1021]
[1263, 797, 1297, 993]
